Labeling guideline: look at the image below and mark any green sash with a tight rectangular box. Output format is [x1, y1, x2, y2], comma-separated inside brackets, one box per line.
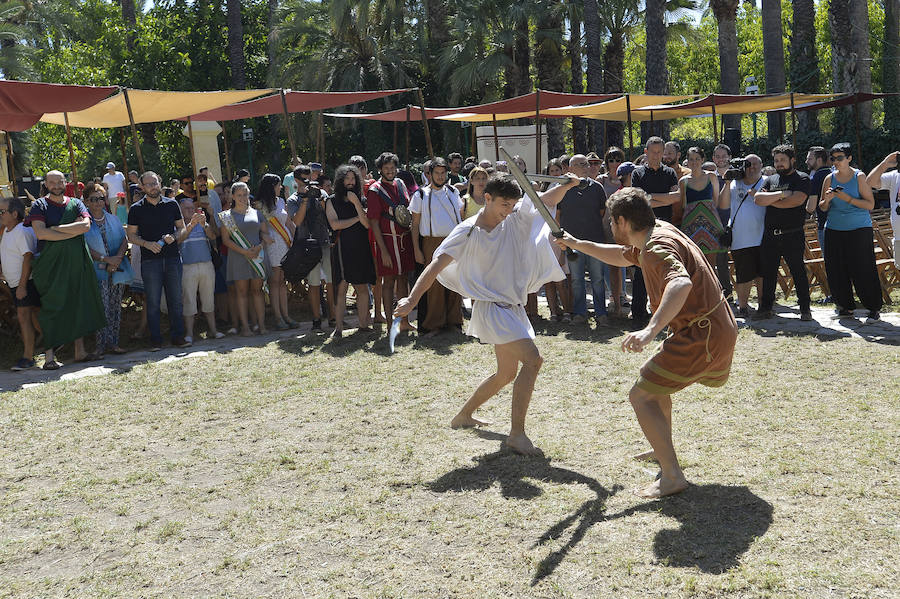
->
[32, 199, 106, 346]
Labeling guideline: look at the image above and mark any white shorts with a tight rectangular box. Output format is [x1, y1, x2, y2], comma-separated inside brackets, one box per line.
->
[467, 300, 534, 345]
[267, 235, 289, 268]
[305, 245, 332, 285]
[182, 261, 216, 316]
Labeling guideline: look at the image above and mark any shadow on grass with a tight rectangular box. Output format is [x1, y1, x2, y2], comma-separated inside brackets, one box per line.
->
[426, 446, 772, 584]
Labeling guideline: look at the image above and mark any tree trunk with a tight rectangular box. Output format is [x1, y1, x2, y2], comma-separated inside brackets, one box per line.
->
[790, 0, 819, 131]
[536, 7, 566, 160]
[226, 0, 247, 89]
[603, 32, 625, 149]
[829, 0, 855, 136]
[712, 0, 742, 133]
[120, 0, 136, 51]
[850, 0, 872, 128]
[643, 0, 668, 142]
[583, 0, 603, 150]
[425, 0, 451, 59]
[514, 18, 531, 97]
[762, 0, 786, 141]
[569, 13, 587, 153]
[884, 0, 900, 129]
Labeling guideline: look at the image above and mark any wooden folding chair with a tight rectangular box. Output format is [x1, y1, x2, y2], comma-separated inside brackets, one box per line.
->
[803, 221, 829, 296]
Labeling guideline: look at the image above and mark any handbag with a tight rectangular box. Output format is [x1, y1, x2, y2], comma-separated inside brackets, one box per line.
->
[281, 236, 323, 284]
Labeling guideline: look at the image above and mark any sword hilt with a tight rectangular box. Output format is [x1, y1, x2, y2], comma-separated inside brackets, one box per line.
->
[551, 229, 578, 261]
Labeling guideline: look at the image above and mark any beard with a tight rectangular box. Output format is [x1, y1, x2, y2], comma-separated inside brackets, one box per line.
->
[662, 158, 676, 168]
[775, 168, 793, 177]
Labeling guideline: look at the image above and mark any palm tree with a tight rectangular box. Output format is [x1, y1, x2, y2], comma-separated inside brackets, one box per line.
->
[884, 0, 900, 129]
[120, 0, 137, 51]
[828, 0, 855, 136]
[0, 1, 30, 80]
[761, 0, 785, 140]
[535, 0, 567, 158]
[644, 0, 668, 140]
[598, 0, 641, 148]
[227, 0, 247, 89]
[507, 13, 531, 98]
[583, 0, 603, 149]
[568, 3, 587, 153]
[710, 0, 741, 133]
[789, 0, 819, 132]
[850, 0, 872, 128]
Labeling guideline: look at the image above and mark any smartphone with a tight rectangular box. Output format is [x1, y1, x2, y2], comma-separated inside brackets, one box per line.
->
[833, 186, 844, 192]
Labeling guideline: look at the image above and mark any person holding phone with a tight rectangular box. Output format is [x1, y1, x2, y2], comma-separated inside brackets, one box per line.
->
[820, 142, 881, 321]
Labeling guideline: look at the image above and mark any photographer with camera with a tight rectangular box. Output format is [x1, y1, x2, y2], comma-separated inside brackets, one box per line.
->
[866, 150, 900, 270]
[752, 145, 812, 322]
[717, 155, 767, 318]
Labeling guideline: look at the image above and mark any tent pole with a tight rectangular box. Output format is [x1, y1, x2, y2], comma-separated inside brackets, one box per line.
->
[625, 94, 634, 160]
[405, 105, 411, 169]
[535, 89, 542, 172]
[853, 93, 863, 168]
[711, 95, 718, 143]
[393, 121, 398, 155]
[187, 117, 199, 185]
[789, 92, 798, 152]
[280, 89, 298, 161]
[471, 120, 477, 158]
[317, 111, 324, 164]
[63, 112, 78, 184]
[492, 113, 500, 161]
[5, 131, 16, 197]
[119, 128, 129, 180]
[416, 87, 434, 159]
[221, 122, 233, 182]
[123, 88, 145, 172]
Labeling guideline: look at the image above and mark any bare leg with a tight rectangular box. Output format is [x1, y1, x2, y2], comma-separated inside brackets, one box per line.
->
[631, 400, 670, 462]
[202, 311, 219, 337]
[234, 280, 251, 335]
[451, 342, 518, 428]
[629, 387, 688, 498]
[269, 267, 285, 323]
[324, 282, 335, 321]
[251, 279, 267, 334]
[183, 314, 195, 340]
[227, 285, 240, 330]
[309, 283, 321, 320]
[355, 284, 370, 328]
[16, 306, 35, 360]
[545, 282, 561, 318]
[381, 275, 395, 325]
[373, 277, 385, 323]
[395, 277, 415, 331]
[333, 280, 348, 336]
[611, 267, 623, 315]
[74, 338, 86, 361]
[506, 339, 544, 455]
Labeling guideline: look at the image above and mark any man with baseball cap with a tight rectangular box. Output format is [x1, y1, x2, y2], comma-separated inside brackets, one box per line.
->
[102, 162, 126, 201]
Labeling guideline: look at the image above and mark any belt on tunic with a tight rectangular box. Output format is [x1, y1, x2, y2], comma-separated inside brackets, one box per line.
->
[493, 302, 522, 309]
[769, 227, 803, 236]
[659, 295, 728, 364]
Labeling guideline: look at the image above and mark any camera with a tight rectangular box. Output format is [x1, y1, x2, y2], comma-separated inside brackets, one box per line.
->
[895, 202, 900, 216]
[724, 157, 750, 181]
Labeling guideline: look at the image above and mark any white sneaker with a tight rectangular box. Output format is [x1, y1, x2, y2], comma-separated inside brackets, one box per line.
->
[214, 331, 226, 339]
[184, 336, 193, 344]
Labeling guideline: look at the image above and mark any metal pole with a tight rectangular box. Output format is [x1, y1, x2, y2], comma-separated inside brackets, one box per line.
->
[393, 121, 398, 155]
[492, 113, 500, 162]
[405, 105, 411, 169]
[535, 89, 542, 172]
[789, 92, 798, 152]
[280, 89, 298, 161]
[853, 93, 863, 168]
[471, 120, 477, 158]
[416, 87, 434, 159]
[119, 128, 129, 178]
[711, 94, 718, 143]
[625, 94, 634, 160]
[187, 117, 199, 183]
[221, 122, 232, 182]
[316, 111, 323, 163]
[5, 131, 17, 196]
[122, 88, 145, 172]
[63, 112, 78, 184]
[320, 112, 326, 165]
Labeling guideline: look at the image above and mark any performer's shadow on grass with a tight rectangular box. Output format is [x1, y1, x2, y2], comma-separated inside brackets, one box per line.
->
[427, 434, 773, 585]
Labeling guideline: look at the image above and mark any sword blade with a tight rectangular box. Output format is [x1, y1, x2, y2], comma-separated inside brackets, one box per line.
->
[388, 316, 402, 353]
[499, 147, 562, 234]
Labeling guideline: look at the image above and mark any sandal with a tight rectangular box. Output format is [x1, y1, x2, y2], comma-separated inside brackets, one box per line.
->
[42, 360, 61, 371]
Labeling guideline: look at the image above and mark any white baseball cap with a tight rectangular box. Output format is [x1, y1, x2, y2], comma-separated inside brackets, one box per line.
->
[106, 162, 115, 169]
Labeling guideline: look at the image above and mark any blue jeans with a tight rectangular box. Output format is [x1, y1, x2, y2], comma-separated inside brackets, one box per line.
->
[571, 250, 608, 316]
[142, 256, 185, 343]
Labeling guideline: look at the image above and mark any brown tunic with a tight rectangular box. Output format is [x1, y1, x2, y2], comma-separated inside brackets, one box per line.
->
[624, 220, 738, 394]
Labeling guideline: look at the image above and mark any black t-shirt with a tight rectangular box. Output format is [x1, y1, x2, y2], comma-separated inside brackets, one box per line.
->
[631, 164, 679, 222]
[127, 197, 183, 260]
[558, 180, 607, 243]
[809, 167, 831, 230]
[761, 170, 810, 231]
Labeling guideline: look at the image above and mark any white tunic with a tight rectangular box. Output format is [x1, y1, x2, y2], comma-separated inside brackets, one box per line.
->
[435, 195, 564, 344]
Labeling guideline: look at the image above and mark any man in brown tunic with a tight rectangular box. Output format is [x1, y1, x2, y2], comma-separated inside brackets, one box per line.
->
[556, 187, 738, 498]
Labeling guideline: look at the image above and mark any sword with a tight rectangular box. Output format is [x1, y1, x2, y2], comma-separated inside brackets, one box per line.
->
[388, 316, 402, 354]
[499, 146, 578, 262]
[526, 173, 591, 190]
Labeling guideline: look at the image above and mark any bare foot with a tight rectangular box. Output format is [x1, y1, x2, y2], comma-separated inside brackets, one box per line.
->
[450, 414, 491, 429]
[631, 449, 658, 462]
[634, 474, 689, 498]
[505, 433, 544, 456]
[329, 329, 343, 339]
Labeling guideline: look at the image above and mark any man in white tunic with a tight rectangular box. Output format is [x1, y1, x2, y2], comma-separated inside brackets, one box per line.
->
[395, 174, 580, 455]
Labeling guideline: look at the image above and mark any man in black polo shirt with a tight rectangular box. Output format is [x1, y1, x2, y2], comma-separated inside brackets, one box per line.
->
[628, 136, 680, 322]
[752, 144, 812, 321]
[558, 154, 609, 324]
[127, 171, 203, 349]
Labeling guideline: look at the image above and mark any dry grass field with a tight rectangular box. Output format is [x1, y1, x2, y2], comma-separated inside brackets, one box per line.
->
[0, 321, 897, 598]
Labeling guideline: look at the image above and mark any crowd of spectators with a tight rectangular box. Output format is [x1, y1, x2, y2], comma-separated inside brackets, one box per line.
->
[1, 140, 897, 372]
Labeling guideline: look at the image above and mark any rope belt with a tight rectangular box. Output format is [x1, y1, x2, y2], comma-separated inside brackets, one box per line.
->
[658, 295, 728, 364]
